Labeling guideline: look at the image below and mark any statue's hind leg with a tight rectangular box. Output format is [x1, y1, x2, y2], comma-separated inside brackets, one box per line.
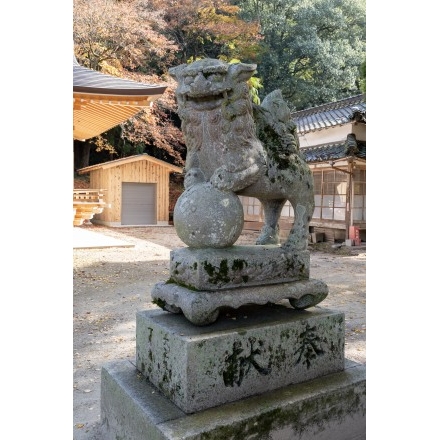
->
[282, 195, 314, 251]
[256, 199, 286, 245]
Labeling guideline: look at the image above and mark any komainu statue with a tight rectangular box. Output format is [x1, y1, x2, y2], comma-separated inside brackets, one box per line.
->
[169, 58, 314, 251]
[152, 58, 327, 326]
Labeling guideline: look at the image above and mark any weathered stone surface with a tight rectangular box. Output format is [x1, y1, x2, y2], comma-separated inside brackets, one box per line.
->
[169, 59, 314, 251]
[152, 279, 328, 326]
[101, 358, 365, 440]
[100, 359, 186, 440]
[169, 245, 310, 290]
[173, 183, 244, 248]
[136, 306, 344, 413]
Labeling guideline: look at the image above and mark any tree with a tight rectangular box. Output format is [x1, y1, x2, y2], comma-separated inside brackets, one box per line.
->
[358, 58, 366, 93]
[74, 75, 186, 170]
[73, 0, 177, 73]
[73, 0, 366, 171]
[150, 0, 262, 63]
[109, 72, 186, 166]
[73, 0, 183, 169]
[234, 0, 366, 109]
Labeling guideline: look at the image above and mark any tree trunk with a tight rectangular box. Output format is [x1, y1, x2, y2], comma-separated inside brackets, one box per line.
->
[74, 140, 91, 171]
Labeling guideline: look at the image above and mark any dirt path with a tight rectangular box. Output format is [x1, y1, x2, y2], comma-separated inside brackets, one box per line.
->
[73, 226, 366, 440]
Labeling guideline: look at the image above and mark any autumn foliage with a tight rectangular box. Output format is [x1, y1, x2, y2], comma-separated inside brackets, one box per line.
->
[73, 0, 365, 170]
[73, 0, 264, 169]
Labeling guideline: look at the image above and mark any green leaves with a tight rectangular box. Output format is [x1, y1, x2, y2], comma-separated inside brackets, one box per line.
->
[236, 0, 366, 109]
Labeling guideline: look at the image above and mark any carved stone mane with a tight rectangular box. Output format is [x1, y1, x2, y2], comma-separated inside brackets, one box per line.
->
[254, 89, 301, 157]
[169, 58, 267, 193]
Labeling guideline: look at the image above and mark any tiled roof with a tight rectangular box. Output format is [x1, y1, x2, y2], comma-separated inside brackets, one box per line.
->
[302, 140, 366, 163]
[73, 55, 166, 96]
[292, 94, 366, 135]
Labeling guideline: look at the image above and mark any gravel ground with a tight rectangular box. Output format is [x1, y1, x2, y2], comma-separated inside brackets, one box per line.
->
[73, 225, 366, 440]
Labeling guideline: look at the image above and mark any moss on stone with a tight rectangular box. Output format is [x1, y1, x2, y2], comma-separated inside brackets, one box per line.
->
[203, 260, 231, 284]
[152, 298, 167, 309]
[197, 382, 365, 439]
[165, 279, 199, 291]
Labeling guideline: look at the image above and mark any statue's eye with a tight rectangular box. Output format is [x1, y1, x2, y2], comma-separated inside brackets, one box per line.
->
[184, 76, 194, 85]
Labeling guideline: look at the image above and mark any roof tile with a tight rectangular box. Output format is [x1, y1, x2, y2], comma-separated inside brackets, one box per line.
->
[302, 140, 366, 163]
[292, 94, 366, 134]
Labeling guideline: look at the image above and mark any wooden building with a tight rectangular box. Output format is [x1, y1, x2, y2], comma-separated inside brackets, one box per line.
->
[77, 154, 182, 226]
[240, 94, 366, 244]
[73, 54, 169, 226]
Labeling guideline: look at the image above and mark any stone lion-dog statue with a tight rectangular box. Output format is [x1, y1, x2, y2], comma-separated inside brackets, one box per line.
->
[169, 58, 314, 251]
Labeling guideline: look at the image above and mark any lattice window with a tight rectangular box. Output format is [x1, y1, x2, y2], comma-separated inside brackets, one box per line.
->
[240, 167, 365, 225]
[239, 196, 263, 221]
[352, 169, 366, 221]
[313, 169, 348, 221]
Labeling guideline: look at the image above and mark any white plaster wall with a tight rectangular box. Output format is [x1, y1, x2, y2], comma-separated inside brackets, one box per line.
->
[298, 122, 366, 148]
[352, 123, 366, 141]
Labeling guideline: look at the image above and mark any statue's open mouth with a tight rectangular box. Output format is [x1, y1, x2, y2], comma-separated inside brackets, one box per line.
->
[181, 90, 230, 109]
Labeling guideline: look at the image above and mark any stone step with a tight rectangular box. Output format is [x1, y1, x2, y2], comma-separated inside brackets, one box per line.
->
[100, 358, 366, 440]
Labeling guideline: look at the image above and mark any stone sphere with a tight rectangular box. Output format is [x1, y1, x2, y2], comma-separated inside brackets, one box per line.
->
[173, 183, 244, 248]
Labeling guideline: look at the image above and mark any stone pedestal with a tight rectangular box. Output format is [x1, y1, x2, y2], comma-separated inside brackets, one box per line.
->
[152, 279, 329, 326]
[101, 358, 365, 440]
[98, 56, 366, 439]
[152, 245, 328, 326]
[169, 246, 311, 290]
[101, 305, 366, 439]
[136, 306, 344, 413]
[100, 230, 364, 438]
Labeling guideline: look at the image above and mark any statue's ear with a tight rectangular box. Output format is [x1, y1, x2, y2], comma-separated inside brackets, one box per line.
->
[168, 64, 185, 82]
[228, 62, 257, 83]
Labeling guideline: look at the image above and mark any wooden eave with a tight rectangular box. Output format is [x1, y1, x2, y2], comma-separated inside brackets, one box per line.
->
[73, 55, 167, 141]
[73, 94, 160, 141]
[307, 157, 366, 170]
[77, 154, 182, 175]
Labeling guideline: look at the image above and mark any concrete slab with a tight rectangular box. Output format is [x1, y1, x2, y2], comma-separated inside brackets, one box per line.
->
[73, 227, 134, 249]
[100, 358, 366, 440]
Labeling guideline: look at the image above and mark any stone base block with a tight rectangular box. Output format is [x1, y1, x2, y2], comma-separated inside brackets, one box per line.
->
[169, 245, 310, 290]
[136, 306, 344, 413]
[152, 279, 328, 325]
[101, 358, 366, 440]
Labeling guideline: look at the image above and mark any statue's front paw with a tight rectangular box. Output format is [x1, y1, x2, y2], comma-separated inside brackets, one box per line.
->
[210, 167, 234, 191]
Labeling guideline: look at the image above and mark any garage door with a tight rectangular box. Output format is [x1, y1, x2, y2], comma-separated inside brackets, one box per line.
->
[121, 182, 157, 225]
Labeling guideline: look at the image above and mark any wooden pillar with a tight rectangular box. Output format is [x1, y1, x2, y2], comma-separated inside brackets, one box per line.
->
[345, 159, 354, 240]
